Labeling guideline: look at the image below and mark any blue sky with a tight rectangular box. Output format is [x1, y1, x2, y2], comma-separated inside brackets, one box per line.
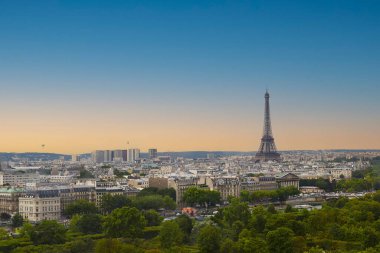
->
[0, 0, 379, 153]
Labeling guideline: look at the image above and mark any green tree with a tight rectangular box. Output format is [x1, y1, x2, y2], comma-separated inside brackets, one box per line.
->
[138, 187, 159, 197]
[305, 247, 325, 253]
[94, 238, 143, 253]
[144, 209, 163, 226]
[158, 188, 177, 201]
[276, 186, 300, 202]
[0, 228, 9, 240]
[95, 238, 123, 253]
[183, 187, 202, 206]
[69, 238, 94, 253]
[132, 195, 176, 210]
[220, 238, 235, 253]
[76, 214, 103, 234]
[29, 220, 66, 245]
[240, 190, 251, 202]
[163, 195, 177, 210]
[232, 221, 245, 240]
[236, 235, 268, 253]
[197, 225, 222, 253]
[79, 169, 94, 178]
[101, 194, 131, 214]
[372, 191, 380, 202]
[284, 204, 293, 213]
[251, 213, 266, 233]
[139, 187, 177, 201]
[183, 187, 221, 207]
[363, 227, 379, 248]
[19, 221, 33, 238]
[103, 207, 146, 238]
[266, 227, 294, 253]
[64, 200, 98, 217]
[223, 198, 251, 226]
[11, 213, 23, 228]
[68, 214, 81, 232]
[160, 220, 184, 249]
[292, 236, 307, 253]
[267, 204, 277, 214]
[114, 169, 130, 178]
[175, 214, 193, 242]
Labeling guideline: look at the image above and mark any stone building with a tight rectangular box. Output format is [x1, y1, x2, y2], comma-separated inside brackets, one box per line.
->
[95, 186, 124, 208]
[148, 177, 169, 189]
[58, 186, 96, 213]
[19, 190, 61, 222]
[0, 187, 24, 215]
[205, 176, 240, 201]
[275, 173, 300, 189]
[168, 177, 198, 207]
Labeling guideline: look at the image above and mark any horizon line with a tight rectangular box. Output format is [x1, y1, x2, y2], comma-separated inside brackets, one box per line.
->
[1, 149, 380, 156]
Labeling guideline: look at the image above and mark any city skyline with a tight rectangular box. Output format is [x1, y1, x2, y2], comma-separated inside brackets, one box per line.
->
[1, 1, 380, 153]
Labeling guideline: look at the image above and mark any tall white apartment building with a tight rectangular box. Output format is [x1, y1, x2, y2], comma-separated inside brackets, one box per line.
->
[127, 149, 140, 163]
[104, 150, 114, 162]
[92, 150, 105, 163]
[71, 154, 80, 162]
[148, 149, 158, 159]
[0, 172, 40, 187]
[113, 150, 127, 162]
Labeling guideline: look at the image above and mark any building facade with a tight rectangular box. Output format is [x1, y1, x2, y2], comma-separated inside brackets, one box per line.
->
[0, 187, 24, 215]
[0, 172, 40, 187]
[148, 149, 158, 159]
[168, 177, 198, 207]
[19, 192, 61, 222]
[127, 149, 140, 163]
[205, 176, 240, 201]
[92, 150, 105, 163]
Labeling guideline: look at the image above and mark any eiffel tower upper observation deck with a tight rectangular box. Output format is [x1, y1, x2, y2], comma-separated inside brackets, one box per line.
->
[255, 90, 281, 162]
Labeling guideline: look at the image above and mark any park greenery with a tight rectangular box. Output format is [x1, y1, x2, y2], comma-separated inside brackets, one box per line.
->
[3, 192, 380, 253]
[0, 158, 379, 252]
[240, 186, 300, 203]
[300, 157, 380, 193]
[183, 187, 221, 207]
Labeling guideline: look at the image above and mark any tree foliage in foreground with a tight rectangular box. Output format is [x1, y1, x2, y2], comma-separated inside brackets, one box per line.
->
[160, 220, 184, 249]
[100, 194, 132, 214]
[103, 206, 146, 238]
[64, 200, 98, 217]
[29, 220, 66, 245]
[183, 186, 221, 207]
[197, 224, 222, 253]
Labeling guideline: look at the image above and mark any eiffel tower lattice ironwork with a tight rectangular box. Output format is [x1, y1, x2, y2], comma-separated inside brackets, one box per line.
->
[255, 90, 281, 162]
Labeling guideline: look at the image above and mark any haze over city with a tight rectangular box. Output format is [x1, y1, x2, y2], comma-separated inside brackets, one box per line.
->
[1, 0, 380, 153]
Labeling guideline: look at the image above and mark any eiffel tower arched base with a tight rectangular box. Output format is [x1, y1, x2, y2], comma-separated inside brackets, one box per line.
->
[255, 152, 282, 162]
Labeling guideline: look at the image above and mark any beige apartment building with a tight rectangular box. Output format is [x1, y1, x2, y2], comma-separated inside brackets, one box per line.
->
[168, 177, 198, 207]
[19, 193, 61, 222]
[204, 176, 240, 201]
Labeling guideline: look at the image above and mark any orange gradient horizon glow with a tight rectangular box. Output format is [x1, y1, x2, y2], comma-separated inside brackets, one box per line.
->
[1, 103, 379, 154]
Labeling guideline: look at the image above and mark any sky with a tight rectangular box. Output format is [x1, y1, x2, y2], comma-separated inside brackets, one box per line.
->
[0, 0, 380, 154]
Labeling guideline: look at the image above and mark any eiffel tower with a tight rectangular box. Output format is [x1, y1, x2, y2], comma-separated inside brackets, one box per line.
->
[255, 90, 281, 162]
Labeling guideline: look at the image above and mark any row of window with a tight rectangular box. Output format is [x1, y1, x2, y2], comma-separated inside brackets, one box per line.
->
[19, 205, 59, 212]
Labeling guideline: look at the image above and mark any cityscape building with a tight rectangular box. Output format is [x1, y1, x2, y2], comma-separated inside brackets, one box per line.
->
[148, 149, 158, 159]
[92, 150, 105, 163]
[127, 148, 140, 163]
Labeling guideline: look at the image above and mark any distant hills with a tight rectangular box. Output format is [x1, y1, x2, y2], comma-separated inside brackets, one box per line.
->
[0, 150, 379, 161]
[0, 153, 72, 162]
[0, 151, 253, 161]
